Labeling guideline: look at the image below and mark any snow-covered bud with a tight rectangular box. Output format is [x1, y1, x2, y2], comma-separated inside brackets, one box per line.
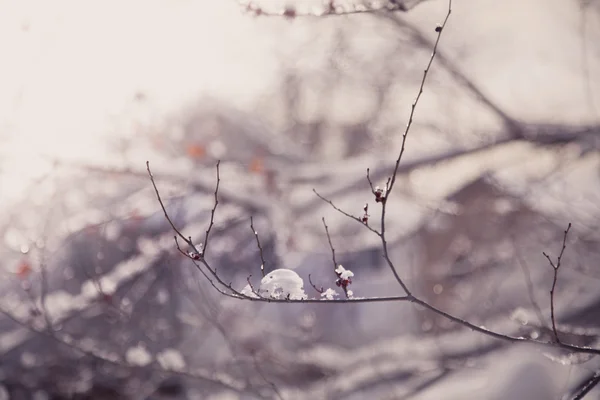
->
[374, 187, 386, 203]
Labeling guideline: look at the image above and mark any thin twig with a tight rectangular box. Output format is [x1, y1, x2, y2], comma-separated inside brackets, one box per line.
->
[246, 275, 259, 295]
[193, 258, 240, 299]
[366, 168, 376, 193]
[250, 216, 266, 277]
[543, 222, 572, 343]
[375, 0, 452, 296]
[386, 0, 452, 197]
[322, 218, 351, 297]
[378, 183, 411, 295]
[547, 265, 560, 343]
[147, 161, 192, 246]
[321, 218, 338, 271]
[149, 161, 243, 297]
[313, 189, 381, 236]
[202, 161, 221, 256]
[308, 274, 325, 294]
[571, 371, 600, 400]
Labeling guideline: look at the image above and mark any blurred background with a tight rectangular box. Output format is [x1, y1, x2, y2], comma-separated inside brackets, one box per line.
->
[1, 0, 600, 398]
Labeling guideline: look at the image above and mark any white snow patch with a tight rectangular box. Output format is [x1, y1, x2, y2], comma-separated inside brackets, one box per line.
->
[126, 344, 152, 366]
[157, 348, 186, 370]
[335, 265, 354, 280]
[258, 269, 307, 300]
[321, 288, 339, 300]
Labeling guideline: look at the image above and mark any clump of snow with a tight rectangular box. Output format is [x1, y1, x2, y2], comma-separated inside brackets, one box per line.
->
[334, 265, 354, 291]
[335, 265, 354, 280]
[125, 344, 152, 366]
[258, 269, 307, 300]
[157, 348, 186, 370]
[321, 288, 339, 300]
[185, 243, 203, 260]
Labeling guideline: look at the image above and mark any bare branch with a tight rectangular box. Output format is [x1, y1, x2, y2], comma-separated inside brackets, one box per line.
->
[386, 0, 452, 197]
[321, 217, 338, 271]
[250, 216, 266, 277]
[571, 371, 600, 400]
[368, 0, 452, 297]
[543, 222, 572, 343]
[546, 263, 561, 343]
[308, 274, 325, 294]
[366, 168, 376, 193]
[146, 161, 191, 246]
[246, 275, 260, 295]
[377, 185, 412, 295]
[202, 161, 221, 257]
[322, 217, 353, 298]
[313, 189, 381, 236]
[148, 161, 249, 298]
